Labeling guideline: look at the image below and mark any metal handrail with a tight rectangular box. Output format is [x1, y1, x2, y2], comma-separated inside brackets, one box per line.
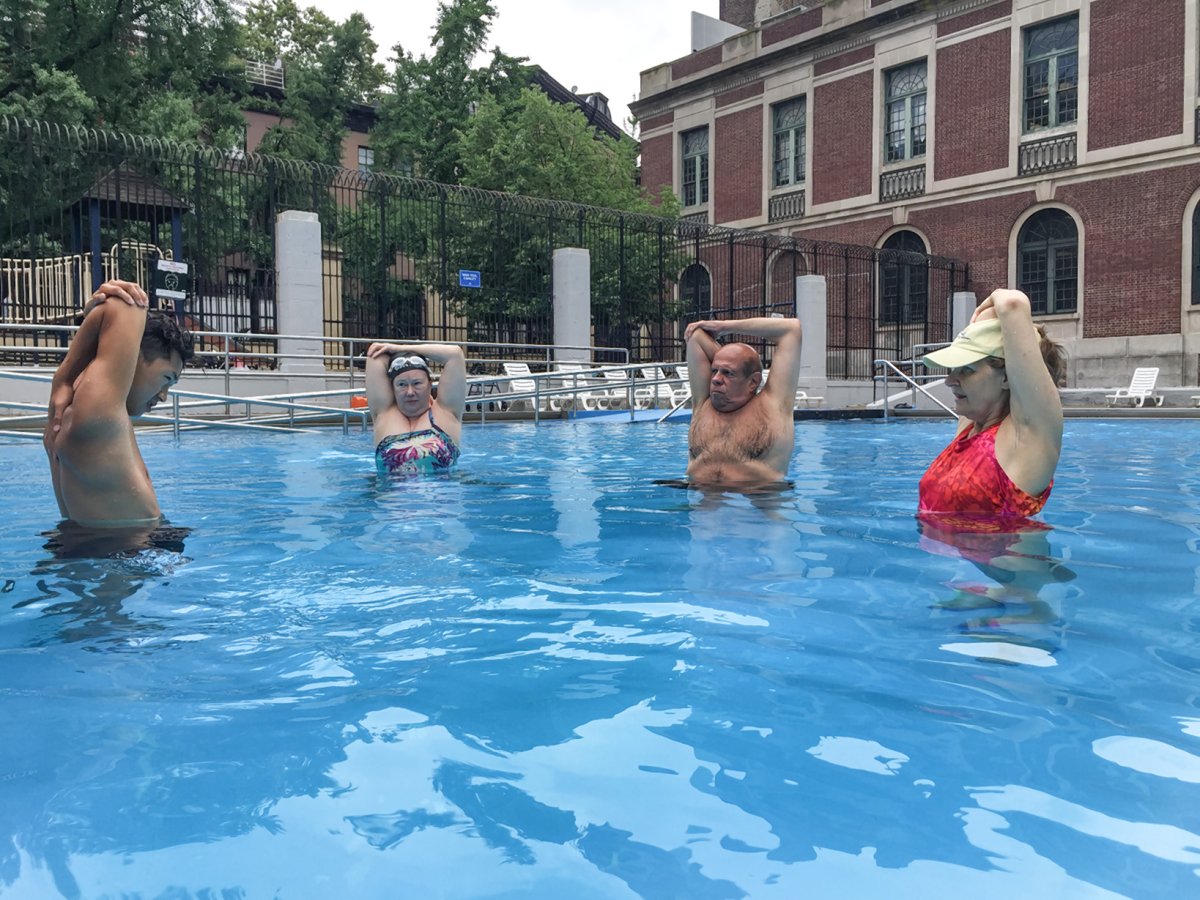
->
[0, 321, 628, 366]
[873, 358, 956, 421]
[0, 362, 692, 434]
[0, 370, 351, 436]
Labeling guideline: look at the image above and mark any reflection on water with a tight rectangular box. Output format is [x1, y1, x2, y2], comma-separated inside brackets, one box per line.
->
[13, 521, 193, 646]
[918, 514, 1076, 665]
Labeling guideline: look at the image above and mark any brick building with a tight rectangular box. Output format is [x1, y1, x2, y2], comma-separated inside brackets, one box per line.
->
[631, 0, 1200, 387]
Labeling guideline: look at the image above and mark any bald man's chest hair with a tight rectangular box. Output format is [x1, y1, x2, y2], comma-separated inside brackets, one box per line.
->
[689, 398, 778, 461]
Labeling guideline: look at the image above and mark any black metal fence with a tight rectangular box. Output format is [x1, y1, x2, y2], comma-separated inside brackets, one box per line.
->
[0, 117, 967, 376]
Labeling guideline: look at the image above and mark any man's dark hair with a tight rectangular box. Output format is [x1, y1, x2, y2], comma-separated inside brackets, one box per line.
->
[141, 310, 194, 364]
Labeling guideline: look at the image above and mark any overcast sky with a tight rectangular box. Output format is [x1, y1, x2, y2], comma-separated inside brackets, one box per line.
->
[303, 0, 718, 130]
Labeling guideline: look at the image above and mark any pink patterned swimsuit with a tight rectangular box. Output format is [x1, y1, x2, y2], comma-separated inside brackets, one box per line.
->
[375, 410, 460, 476]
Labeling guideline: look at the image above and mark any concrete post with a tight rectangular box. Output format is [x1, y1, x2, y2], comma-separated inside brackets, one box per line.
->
[275, 210, 325, 374]
[795, 274, 827, 396]
[950, 291, 977, 338]
[553, 248, 591, 362]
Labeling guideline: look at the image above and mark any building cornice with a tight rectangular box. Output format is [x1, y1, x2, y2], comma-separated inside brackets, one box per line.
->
[632, 0, 1006, 118]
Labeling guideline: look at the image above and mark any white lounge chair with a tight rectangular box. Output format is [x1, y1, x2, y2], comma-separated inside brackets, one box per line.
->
[1105, 367, 1163, 408]
[761, 367, 823, 409]
[668, 364, 692, 407]
[551, 363, 609, 411]
[794, 390, 825, 409]
[601, 367, 640, 409]
[501, 362, 548, 412]
[636, 366, 676, 408]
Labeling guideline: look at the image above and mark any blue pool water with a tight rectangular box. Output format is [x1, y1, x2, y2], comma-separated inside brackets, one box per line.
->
[1, 419, 1199, 898]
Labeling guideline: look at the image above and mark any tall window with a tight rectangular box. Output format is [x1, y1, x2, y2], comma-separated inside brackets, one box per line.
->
[680, 263, 712, 318]
[884, 62, 927, 163]
[1024, 17, 1078, 131]
[772, 97, 806, 188]
[880, 231, 928, 324]
[1018, 209, 1078, 314]
[1191, 205, 1200, 305]
[681, 127, 709, 207]
[358, 145, 375, 172]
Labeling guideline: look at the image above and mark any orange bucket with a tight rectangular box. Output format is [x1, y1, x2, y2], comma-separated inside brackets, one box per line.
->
[350, 395, 368, 409]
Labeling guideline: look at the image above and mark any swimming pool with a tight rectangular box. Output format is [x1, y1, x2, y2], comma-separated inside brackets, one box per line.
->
[1, 419, 1198, 898]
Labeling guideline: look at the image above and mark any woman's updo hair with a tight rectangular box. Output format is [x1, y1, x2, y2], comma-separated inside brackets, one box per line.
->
[984, 324, 1066, 387]
[1036, 324, 1067, 386]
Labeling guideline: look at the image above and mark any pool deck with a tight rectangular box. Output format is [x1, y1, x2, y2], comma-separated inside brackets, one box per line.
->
[880, 406, 1200, 420]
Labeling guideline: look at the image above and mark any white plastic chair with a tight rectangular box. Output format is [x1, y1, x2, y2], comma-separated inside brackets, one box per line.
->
[668, 364, 692, 407]
[794, 389, 825, 409]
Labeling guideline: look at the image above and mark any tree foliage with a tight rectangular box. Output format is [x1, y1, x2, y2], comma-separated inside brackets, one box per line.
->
[0, 0, 685, 346]
[239, 1, 386, 166]
[0, 0, 246, 147]
[373, 0, 528, 184]
[453, 89, 684, 333]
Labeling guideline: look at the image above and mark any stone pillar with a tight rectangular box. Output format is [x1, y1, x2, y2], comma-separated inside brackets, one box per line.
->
[553, 248, 591, 362]
[950, 291, 977, 338]
[275, 210, 324, 374]
[795, 274, 827, 395]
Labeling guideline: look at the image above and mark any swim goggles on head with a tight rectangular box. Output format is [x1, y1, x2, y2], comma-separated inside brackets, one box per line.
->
[387, 354, 431, 377]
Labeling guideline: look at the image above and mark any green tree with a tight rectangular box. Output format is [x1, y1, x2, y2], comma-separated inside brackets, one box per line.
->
[239, 1, 386, 166]
[374, 0, 528, 184]
[0, 0, 246, 146]
[456, 89, 650, 209]
[444, 88, 684, 345]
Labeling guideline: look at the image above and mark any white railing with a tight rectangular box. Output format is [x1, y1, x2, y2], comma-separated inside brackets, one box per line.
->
[1, 242, 170, 322]
[0, 321, 651, 430]
[244, 59, 285, 90]
[873, 348, 956, 421]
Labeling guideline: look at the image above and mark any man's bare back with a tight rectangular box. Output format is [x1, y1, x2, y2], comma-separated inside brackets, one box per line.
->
[44, 281, 190, 527]
[684, 317, 803, 488]
[52, 412, 162, 526]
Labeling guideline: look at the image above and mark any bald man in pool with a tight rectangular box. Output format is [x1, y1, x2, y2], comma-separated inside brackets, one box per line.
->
[43, 279, 193, 527]
[684, 316, 804, 488]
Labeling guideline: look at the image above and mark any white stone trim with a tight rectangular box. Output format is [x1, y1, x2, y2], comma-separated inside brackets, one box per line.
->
[1181, 188, 1200, 333]
[877, 224, 933, 251]
[934, 13, 1012, 50]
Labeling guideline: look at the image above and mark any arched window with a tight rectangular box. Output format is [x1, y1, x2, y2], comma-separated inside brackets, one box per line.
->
[879, 231, 928, 325]
[1017, 209, 1078, 314]
[1192, 204, 1200, 305]
[680, 263, 712, 318]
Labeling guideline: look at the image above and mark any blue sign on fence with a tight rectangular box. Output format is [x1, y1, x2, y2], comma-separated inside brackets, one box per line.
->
[458, 269, 481, 288]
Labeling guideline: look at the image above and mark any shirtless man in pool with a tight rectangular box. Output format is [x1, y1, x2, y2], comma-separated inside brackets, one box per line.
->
[43, 279, 193, 527]
[684, 316, 803, 488]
